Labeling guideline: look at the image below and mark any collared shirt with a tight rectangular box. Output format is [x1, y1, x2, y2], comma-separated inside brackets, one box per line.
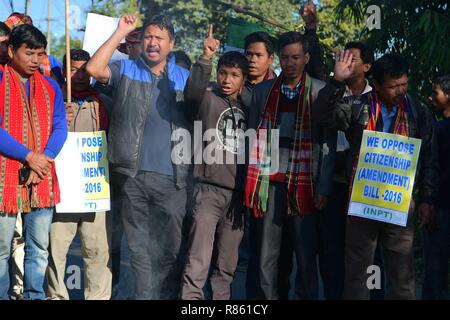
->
[281, 80, 302, 100]
[344, 79, 372, 97]
[380, 103, 398, 133]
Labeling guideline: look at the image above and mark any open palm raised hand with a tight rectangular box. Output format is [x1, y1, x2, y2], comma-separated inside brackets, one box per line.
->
[333, 49, 355, 82]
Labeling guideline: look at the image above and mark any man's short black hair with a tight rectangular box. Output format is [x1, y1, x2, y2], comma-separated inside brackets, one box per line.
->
[63, 49, 91, 68]
[372, 53, 409, 84]
[217, 51, 249, 77]
[143, 14, 175, 41]
[9, 24, 46, 51]
[277, 31, 309, 54]
[345, 41, 374, 65]
[435, 74, 450, 96]
[0, 22, 10, 37]
[173, 50, 192, 70]
[244, 31, 275, 56]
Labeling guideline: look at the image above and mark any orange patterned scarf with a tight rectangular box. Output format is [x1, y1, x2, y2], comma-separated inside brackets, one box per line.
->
[0, 65, 60, 214]
[366, 92, 409, 135]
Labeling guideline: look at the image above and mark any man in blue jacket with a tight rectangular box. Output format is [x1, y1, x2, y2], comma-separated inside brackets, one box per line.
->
[86, 14, 191, 299]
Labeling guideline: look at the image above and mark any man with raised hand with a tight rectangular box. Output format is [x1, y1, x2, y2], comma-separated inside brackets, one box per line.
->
[86, 14, 191, 300]
[313, 50, 438, 299]
[181, 25, 249, 300]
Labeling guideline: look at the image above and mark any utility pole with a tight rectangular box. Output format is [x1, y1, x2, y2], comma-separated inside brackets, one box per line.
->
[47, 0, 52, 55]
[25, 0, 31, 15]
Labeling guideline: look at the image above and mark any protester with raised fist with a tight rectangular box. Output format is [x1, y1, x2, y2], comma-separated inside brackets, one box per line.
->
[180, 25, 249, 300]
[86, 14, 191, 300]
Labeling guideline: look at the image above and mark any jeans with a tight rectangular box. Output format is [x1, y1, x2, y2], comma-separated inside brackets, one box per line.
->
[23, 208, 54, 300]
[0, 208, 53, 300]
[0, 213, 17, 300]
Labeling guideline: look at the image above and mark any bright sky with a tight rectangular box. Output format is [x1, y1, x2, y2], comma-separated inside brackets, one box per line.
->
[0, 0, 93, 40]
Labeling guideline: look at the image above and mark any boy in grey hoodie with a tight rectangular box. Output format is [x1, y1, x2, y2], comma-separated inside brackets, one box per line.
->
[180, 26, 249, 300]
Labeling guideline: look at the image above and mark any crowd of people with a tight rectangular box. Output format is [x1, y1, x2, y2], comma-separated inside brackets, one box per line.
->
[0, 1, 449, 301]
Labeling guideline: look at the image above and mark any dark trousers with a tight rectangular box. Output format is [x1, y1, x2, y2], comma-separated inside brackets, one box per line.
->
[343, 213, 416, 300]
[370, 242, 386, 300]
[422, 206, 450, 299]
[110, 171, 125, 294]
[277, 195, 347, 300]
[317, 182, 386, 300]
[277, 230, 295, 300]
[259, 183, 319, 300]
[317, 182, 347, 300]
[236, 209, 262, 299]
[119, 171, 187, 299]
[181, 183, 244, 300]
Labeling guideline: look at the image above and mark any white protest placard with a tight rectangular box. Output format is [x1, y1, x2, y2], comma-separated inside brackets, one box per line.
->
[82, 12, 128, 61]
[55, 131, 110, 213]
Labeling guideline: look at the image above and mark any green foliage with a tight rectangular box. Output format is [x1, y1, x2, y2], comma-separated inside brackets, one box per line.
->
[89, 0, 141, 17]
[315, 0, 365, 72]
[336, 0, 450, 100]
[140, 0, 297, 58]
[51, 35, 83, 63]
[140, 0, 362, 74]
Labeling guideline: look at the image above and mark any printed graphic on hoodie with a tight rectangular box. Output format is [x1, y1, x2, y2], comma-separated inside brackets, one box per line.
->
[216, 107, 246, 154]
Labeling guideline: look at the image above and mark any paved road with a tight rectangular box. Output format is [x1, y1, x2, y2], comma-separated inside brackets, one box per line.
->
[65, 235, 422, 300]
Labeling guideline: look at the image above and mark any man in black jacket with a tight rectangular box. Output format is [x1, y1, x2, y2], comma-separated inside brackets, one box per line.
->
[313, 51, 439, 299]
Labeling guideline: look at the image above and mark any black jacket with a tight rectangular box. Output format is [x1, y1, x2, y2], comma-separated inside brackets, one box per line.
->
[98, 56, 192, 188]
[312, 78, 439, 204]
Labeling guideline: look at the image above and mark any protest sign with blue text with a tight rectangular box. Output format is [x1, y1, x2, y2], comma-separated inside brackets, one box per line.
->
[348, 130, 421, 226]
[55, 131, 110, 213]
